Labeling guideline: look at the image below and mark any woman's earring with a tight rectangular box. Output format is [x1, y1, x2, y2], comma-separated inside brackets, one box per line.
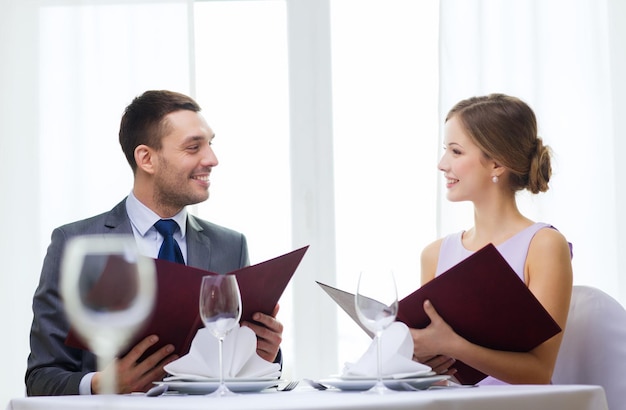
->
[492, 175, 499, 183]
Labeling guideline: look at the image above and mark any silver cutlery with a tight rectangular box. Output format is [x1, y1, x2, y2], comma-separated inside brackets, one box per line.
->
[303, 379, 328, 390]
[277, 380, 299, 391]
[145, 383, 169, 397]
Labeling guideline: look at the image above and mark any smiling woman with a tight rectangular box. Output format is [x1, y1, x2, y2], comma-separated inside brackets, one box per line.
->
[415, 94, 573, 385]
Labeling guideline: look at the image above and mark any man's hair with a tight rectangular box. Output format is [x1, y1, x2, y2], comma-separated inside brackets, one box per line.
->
[119, 90, 201, 173]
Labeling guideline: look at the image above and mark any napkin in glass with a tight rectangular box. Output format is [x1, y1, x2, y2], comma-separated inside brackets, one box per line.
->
[342, 321, 431, 378]
[164, 326, 281, 379]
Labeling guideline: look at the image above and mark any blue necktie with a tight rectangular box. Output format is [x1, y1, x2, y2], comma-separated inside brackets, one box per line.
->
[154, 219, 185, 265]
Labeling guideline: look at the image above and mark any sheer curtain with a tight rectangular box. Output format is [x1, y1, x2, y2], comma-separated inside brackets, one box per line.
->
[0, 0, 191, 402]
[438, 0, 626, 303]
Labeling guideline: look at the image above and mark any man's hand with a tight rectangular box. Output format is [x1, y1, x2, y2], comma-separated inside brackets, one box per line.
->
[91, 335, 178, 394]
[242, 304, 283, 362]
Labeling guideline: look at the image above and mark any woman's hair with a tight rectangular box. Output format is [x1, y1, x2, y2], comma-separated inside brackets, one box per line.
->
[446, 93, 551, 194]
[119, 90, 201, 173]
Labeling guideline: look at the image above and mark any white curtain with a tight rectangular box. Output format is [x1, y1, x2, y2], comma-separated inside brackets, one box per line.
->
[0, 0, 191, 402]
[438, 0, 626, 302]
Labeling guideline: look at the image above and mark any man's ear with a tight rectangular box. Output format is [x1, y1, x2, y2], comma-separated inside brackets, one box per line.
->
[135, 145, 156, 175]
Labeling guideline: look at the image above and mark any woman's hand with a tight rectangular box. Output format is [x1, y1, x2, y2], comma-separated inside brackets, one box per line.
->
[410, 300, 461, 376]
[415, 354, 458, 376]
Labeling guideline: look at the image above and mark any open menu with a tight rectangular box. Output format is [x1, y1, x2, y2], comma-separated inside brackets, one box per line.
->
[317, 243, 561, 385]
[65, 245, 309, 361]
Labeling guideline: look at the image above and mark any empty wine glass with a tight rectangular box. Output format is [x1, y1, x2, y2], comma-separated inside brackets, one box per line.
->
[60, 235, 156, 395]
[355, 269, 399, 394]
[199, 274, 242, 397]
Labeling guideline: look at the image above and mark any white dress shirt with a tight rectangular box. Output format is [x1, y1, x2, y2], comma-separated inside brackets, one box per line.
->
[125, 191, 188, 262]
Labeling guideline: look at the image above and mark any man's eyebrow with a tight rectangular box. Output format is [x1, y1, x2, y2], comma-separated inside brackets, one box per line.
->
[183, 135, 210, 144]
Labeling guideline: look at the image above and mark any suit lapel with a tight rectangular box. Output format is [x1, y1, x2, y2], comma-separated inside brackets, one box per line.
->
[105, 200, 211, 269]
[186, 215, 211, 270]
[103, 199, 133, 234]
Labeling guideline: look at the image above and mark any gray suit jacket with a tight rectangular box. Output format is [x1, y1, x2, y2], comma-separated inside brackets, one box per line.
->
[25, 199, 249, 396]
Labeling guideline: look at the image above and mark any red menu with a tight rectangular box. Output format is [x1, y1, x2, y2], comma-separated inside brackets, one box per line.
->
[317, 243, 561, 385]
[66, 245, 309, 361]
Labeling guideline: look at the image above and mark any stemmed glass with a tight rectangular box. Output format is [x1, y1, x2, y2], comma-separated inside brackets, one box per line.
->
[199, 274, 242, 397]
[60, 235, 156, 395]
[355, 269, 399, 394]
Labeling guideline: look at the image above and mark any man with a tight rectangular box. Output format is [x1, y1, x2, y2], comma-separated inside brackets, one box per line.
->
[25, 90, 283, 395]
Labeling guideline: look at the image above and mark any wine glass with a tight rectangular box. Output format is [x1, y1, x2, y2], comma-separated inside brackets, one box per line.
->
[355, 269, 399, 394]
[199, 274, 242, 397]
[60, 235, 156, 395]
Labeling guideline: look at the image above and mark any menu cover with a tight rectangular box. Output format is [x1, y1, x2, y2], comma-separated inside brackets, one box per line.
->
[317, 243, 561, 385]
[65, 245, 309, 361]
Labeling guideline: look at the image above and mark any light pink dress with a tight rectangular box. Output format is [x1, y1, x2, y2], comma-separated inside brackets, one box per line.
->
[434, 222, 553, 385]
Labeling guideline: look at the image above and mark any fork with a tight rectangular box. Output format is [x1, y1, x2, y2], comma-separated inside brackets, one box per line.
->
[303, 379, 328, 390]
[277, 380, 299, 391]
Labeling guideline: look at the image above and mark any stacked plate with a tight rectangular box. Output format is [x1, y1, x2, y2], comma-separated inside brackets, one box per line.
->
[318, 372, 450, 391]
[155, 375, 278, 394]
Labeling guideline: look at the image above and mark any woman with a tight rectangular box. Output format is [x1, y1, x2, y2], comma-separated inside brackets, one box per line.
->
[412, 94, 573, 384]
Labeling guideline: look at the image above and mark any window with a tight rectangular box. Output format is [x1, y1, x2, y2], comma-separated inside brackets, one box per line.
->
[330, 0, 440, 369]
[193, 0, 440, 377]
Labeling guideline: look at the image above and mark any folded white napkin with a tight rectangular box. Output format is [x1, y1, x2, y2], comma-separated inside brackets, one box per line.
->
[342, 322, 431, 378]
[164, 326, 281, 379]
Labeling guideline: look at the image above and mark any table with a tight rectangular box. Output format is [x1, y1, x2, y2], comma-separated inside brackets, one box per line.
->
[6, 384, 607, 410]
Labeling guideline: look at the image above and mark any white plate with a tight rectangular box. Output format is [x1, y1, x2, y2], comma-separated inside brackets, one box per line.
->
[340, 370, 436, 380]
[156, 378, 278, 394]
[318, 375, 450, 391]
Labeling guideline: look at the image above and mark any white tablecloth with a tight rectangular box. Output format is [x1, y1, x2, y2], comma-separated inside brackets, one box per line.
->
[6, 384, 608, 410]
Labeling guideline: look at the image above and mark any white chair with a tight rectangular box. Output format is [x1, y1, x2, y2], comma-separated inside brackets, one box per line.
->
[553, 285, 626, 410]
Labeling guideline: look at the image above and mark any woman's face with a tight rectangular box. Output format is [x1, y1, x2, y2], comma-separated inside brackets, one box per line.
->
[438, 115, 494, 203]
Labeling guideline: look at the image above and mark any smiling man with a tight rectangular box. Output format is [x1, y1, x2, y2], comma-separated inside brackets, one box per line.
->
[26, 90, 284, 396]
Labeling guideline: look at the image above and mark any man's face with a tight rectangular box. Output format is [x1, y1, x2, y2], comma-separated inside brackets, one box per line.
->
[152, 110, 218, 212]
